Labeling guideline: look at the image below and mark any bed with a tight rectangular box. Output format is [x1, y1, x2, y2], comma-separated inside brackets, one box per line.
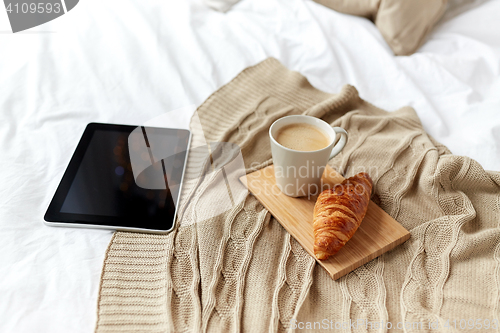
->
[0, 0, 499, 331]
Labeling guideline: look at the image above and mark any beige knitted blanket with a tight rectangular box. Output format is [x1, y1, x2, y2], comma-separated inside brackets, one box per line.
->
[96, 58, 500, 332]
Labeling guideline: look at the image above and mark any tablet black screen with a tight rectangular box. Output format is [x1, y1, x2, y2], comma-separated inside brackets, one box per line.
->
[45, 123, 190, 232]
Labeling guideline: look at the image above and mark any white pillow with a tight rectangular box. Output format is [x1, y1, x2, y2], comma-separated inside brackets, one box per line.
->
[439, 0, 491, 23]
[204, 0, 242, 12]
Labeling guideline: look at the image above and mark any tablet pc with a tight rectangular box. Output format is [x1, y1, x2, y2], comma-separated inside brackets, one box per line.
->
[44, 123, 191, 233]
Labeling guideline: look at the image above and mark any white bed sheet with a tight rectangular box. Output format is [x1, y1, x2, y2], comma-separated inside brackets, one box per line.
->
[0, 0, 499, 331]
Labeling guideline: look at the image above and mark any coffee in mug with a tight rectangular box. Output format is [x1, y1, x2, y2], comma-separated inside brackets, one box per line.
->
[275, 123, 330, 152]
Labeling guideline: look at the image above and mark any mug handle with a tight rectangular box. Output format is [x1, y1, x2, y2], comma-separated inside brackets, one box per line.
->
[329, 127, 348, 159]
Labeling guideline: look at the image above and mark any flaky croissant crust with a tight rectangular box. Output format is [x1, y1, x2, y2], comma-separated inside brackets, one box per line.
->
[313, 172, 373, 260]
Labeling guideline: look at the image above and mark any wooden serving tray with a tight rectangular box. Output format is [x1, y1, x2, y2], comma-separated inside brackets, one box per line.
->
[240, 165, 410, 280]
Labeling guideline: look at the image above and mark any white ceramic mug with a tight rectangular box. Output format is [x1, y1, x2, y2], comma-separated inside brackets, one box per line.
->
[269, 115, 348, 197]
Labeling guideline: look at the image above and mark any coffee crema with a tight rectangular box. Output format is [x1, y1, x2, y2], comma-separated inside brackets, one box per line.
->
[275, 123, 330, 152]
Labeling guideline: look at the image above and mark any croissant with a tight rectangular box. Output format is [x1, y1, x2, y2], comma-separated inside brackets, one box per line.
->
[313, 172, 373, 260]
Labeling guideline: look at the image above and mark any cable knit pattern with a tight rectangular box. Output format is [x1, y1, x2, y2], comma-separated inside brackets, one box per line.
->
[96, 58, 500, 332]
